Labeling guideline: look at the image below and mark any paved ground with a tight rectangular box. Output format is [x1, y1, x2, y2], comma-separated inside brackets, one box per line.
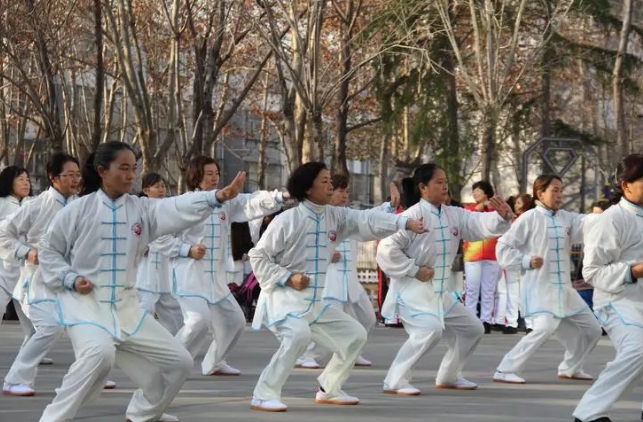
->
[0, 322, 640, 422]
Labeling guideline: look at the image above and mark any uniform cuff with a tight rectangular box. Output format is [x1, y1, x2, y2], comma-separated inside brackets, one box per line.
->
[521, 255, 532, 271]
[207, 190, 224, 208]
[278, 272, 291, 287]
[62, 271, 80, 291]
[407, 264, 420, 278]
[15, 245, 31, 261]
[179, 244, 192, 258]
[398, 216, 410, 231]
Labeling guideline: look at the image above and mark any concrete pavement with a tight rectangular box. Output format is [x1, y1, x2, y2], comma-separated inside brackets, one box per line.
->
[0, 323, 640, 422]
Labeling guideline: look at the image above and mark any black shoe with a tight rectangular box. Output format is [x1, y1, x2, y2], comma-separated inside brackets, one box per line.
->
[503, 326, 518, 334]
[575, 417, 612, 422]
[641, 409, 643, 421]
[492, 323, 504, 332]
[525, 328, 533, 334]
[602, 328, 608, 336]
[483, 322, 492, 334]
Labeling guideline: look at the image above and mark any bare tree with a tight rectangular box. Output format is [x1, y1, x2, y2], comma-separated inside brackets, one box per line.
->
[613, 0, 633, 162]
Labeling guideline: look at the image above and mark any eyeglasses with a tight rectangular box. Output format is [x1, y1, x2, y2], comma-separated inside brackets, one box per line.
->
[59, 173, 82, 179]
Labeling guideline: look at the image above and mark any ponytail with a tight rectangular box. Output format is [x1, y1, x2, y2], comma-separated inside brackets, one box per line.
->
[400, 177, 419, 208]
[80, 153, 100, 197]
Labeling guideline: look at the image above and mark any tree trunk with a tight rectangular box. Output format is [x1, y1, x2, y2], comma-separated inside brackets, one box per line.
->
[479, 110, 496, 182]
[258, 74, 270, 189]
[441, 28, 461, 199]
[333, 8, 352, 177]
[613, 0, 633, 162]
[540, 0, 554, 173]
[91, 0, 104, 151]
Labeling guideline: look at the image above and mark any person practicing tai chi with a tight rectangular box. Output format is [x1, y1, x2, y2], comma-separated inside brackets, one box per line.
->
[377, 163, 513, 396]
[295, 174, 400, 369]
[248, 162, 426, 412]
[36, 141, 247, 422]
[573, 154, 643, 422]
[493, 175, 601, 385]
[0, 153, 117, 397]
[136, 172, 184, 335]
[173, 156, 287, 377]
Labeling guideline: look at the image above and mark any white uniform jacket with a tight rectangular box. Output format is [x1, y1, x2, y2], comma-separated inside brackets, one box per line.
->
[496, 204, 587, 318]
[377, 199, 511, 325]
[249, 200, 408, 330]
[38, 189, 228, 339]
[0, 195, 31, 296]
[136, 234, 188, 295]
[0, 188, 74, 305]
[582, 198, 643, 328]
[172, 190, 284, 304]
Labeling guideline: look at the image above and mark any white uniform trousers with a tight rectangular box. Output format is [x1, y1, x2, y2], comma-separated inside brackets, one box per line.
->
[138, 291, 184, 336]
[573, 308, 643, 421]
[175, 295, 246, 375]
[496, 310, 601, 375]
[464, 260, 501, 324]
[39, 314, 193, 422]
[1, 287, 35, 344]
[384, 302, 484, 389]
[5, 301, 64, 387]
[494, 272, 520, 327]
[300, 294, 376, 362]
[253, 305, 367, 401]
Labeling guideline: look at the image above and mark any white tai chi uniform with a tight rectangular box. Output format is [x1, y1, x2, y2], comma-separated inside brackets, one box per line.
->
[494, 204, 601, 382]
[173, 190, 284, 376]
[250, 200, 408, 408]
[377, 200, 510, 393]
[0, 188, 73, 391]
[37, 188, 227, 422]
[297, 202, 396, 366]
[137, 235, 185, 335]
[0, 195, 35, 339]
[573, 199, 643, 421]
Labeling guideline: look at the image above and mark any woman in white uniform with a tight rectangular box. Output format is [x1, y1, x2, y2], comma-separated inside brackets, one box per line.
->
[136, 173, 184, 335]
[173, 156, 287, 377]
[376, 163, 513, 396]
[573, 154, 643, 422]
[36, 141, 248, 422]
[248, 162, 426, 412]
[296, 174, 399, 369]
[493, 175, 602, 384]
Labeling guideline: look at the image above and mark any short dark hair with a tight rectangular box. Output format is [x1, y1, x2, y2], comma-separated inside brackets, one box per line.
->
[139, 172, 166, 197]
[591, 199, 611, 212]
[0, 166, 32, 198]
[186, 156, 219, 191]
[612, 154, 643, 204]
[286, 162, 328, 201]
[331, 174, 349, 190]
[472, 180, 494, 199]
[47, 153, 79, 187]
[401, 163, 444, 208]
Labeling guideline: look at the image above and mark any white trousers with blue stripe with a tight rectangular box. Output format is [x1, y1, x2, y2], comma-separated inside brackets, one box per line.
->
[39, 314, 193, 422]
[253, 305, 367, 401]
[573, 308, 643, 422]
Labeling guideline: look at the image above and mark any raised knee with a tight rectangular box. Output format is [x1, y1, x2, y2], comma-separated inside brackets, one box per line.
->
[353, 324, 368, 346]
[472, 320, 485, 338]
[83, 344, 116, 373]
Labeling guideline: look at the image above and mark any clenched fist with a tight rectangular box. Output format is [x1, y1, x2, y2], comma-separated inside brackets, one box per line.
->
[415, 266, 435, 282]
[287, 273, 310, 291]
[189, 244, 207, 260]
[27, 249, 38, 265]
[331, 252, 341, 263]
[74, 277, 94, 295]
[530, 256, 544, 269]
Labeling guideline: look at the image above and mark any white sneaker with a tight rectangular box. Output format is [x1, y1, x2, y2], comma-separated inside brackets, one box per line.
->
[383, 383, 421, 396]
[212, 363, 241, 376]
[250, 397, 288, 412]
[315, 389, 359, 405]
[2, 382, 35, 397]
[39, 358, 53, 365]
[558, 370, 593, 381]
[355, 355, 372, 367]
[436, 376, 478, 390]
[104, 380, 116, 389]
[126, 413, 178, 422]
[296, 358, 321, 369]
[493, 371, 526, 384]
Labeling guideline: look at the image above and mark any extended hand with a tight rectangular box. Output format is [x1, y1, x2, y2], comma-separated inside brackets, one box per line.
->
[74, 277, 94, 295]
[489, 196, 513, 220]
[631, 262, 643, 279]
[287, 273, 310, 291]
[215, 172, 247, 203]
[415, 266, 435, 282]
[389, 182, 401, 209]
